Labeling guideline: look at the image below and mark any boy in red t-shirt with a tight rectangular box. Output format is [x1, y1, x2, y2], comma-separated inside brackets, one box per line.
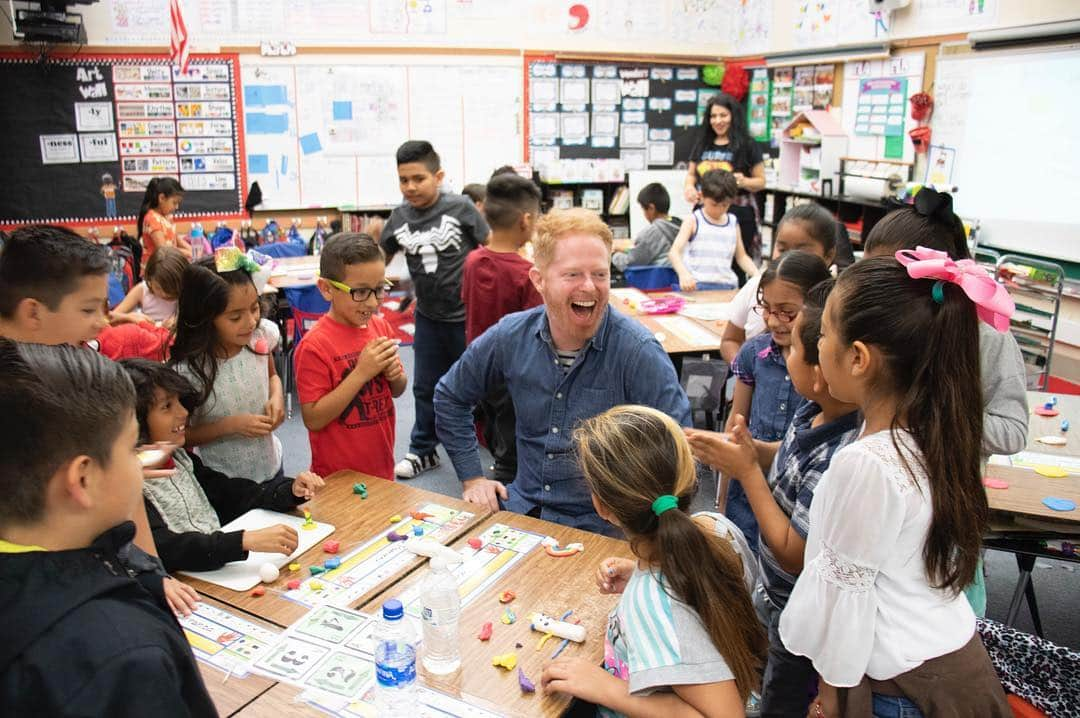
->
[295, 233, 406, 479]
[460, 172, 543, 484]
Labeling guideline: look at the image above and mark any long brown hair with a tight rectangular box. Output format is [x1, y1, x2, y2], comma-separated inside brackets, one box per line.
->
[575, 406, 765, 700]
[832, 257, 985, 591]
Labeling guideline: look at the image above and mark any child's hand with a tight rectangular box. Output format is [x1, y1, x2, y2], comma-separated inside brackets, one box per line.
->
[163, 577, 200, 617]
[542, 657, 622, 704]
[162, 315, 177, 330]
[353, 337, 398, 382]
[683, 185, 701, 204]
[243, 524, 299, 555]
[596, 557, 635, 594]
[292, 471, 325, 500]
[677, 272, 697, 292]
[383, 358, 405, 382]
[264, 396, 285, 430]
[685, 419, 759, 477]
[229, 413, 275, 438]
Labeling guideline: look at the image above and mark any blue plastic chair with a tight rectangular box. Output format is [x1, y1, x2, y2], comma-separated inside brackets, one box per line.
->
[259, 240, 308, 259]
[281, 285, 330, 416]
[623, 265, 679, 291]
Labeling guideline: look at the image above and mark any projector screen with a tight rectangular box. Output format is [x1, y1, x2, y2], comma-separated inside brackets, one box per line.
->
[932, 45, 1080, 263]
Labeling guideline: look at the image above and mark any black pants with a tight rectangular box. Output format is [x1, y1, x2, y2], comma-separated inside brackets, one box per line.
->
[410, 312, 466, 456]
[476, 384, 517, 485]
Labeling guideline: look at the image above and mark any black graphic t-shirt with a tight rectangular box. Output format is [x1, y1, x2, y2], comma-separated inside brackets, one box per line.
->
[690, 139, 763, 186]
[380, 191, 490, 322]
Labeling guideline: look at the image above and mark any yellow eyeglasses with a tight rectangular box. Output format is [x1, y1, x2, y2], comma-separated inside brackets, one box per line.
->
[324, 277, 392, 302]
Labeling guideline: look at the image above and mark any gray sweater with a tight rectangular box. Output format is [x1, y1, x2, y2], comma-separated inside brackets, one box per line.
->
[612, 217, 681, 271]
[980, 323, 1029, 457]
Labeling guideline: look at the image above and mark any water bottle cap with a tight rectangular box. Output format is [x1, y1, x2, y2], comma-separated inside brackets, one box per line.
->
[382, 598, 404, 620]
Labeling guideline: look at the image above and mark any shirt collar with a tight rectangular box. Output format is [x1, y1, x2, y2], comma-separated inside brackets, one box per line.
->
[793, 401, 861, 452]
[756, 335, 785, 363]
[536, 305, 611, 353]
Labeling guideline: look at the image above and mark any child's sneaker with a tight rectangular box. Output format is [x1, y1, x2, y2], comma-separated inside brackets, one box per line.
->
[394, 452, 439, 479]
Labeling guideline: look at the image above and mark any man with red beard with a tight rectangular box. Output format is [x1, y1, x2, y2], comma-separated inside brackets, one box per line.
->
[435, 209, 691, 536]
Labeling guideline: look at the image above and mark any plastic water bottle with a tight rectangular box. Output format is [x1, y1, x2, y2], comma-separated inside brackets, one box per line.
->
[420, 557, 461, 674]
[373, 599, 417, 716]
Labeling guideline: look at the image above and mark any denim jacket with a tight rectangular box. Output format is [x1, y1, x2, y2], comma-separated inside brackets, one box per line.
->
[435, 305, 691, 535]
[732, 332, 802, 442]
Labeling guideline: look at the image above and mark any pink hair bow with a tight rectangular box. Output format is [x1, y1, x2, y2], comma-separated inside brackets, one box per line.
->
[895, 247, 1014, 333]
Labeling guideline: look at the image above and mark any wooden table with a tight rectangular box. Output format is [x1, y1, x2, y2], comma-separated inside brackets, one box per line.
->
[180, 474, 489, 627]
[191, 596, 279, 717]
[610, 288, 736, 355]
[237, 512, 634, 718]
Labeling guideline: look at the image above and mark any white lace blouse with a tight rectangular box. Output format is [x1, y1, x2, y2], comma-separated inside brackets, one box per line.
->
[778, 430, 975, 687]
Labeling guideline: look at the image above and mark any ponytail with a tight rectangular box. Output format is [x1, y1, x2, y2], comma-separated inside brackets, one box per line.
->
[832, 258, 985, 591]
[575, 406, 766, 700]
[137, 177, 185, 240]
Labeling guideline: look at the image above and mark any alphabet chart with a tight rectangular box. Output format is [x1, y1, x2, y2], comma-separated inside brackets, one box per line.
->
[284, 503, 475, 609]
[178, 602, 282, 678]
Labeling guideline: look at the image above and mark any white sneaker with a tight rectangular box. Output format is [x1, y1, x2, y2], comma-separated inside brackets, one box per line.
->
[394, 452, 439, 479]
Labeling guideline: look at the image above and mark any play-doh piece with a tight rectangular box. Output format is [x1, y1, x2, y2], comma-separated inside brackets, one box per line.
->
[352, 483, 365, 494]
[1042, 497, 1077, 512]
[413, 526, 424, 537]
[518, 667, 536, 694]
[389, 514, 402, 523]
[544, 542, 585, 557]
[492, 527, 502, 535]
[492, 652, 518, 671]
[550, 638, 571, 660]
[485, 544, 501, 554]
[323, 540, 341, 554]
[467, 537, 483, 549]
[499, 590, 516, 604]
[309, 565, 325, 575]
[501, 608, 517, 625]
[536, 632, 555, 651]
[1035, 465, 1068, 478]
[410, 511, 434, 521]
[515, 642, 523, 649]
[1063, 419, 1071, 432]
[982, 478, 1009, 490]
[1037, 436, 1068, 446]
[477, 622, 493, 641]
[360, 492, 367, 500]
[1035, 407, 1059, 417]
[286, 579, 301, 590]
[324, 557, 342, 570]
[309, 580, 323, 590]
[1051, 396, 1059, 406]
[530, 613, 587, 643]
[258, 562, 279, 583]
[288, 562, 301, 572]
[302, 510, 316, 530]
[387, 530, 408, 542]
[250, 586, 266, 597]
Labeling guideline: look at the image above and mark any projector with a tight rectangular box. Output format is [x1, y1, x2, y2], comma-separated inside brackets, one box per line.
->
[869, 0, 910, 11]
[13, 1, 97, 44]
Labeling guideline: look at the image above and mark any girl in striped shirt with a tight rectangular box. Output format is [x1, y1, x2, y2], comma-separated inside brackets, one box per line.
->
[542, 405, 765, 717]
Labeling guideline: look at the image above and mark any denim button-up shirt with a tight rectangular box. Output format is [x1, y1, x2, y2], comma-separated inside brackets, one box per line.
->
[434, 305, 691, 536]
[732, 332, 802, 442]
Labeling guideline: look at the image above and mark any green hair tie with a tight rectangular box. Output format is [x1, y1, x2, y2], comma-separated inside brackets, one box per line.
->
[931, 279, 945, 305]
[652, 494, 679, 517]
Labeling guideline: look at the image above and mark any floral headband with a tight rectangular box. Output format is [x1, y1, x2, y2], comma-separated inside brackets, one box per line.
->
[895, 246, 1015, 333]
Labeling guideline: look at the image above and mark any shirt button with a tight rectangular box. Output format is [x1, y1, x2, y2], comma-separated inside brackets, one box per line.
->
[544, 484, 551, 491]
[551, 427, 559, 433]
[553, 359, 559, 365]
[785, 374, 790, 381]
[556, 392, 563, 399]
[780, 403, 787, 411]
[547, 453, 554, 459]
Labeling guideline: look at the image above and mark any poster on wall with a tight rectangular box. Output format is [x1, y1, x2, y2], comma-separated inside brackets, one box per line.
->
[747, 68, 771, 142]
[854, 77, 907, 137]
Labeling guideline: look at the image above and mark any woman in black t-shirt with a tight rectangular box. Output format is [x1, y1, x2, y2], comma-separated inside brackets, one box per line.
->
[683, 93, 766, 260]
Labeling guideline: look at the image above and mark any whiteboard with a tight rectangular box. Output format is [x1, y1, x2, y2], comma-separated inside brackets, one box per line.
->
[628, 169, 695, 239]
[240, 55, 521, 210]
[932, 45, 1080, 263]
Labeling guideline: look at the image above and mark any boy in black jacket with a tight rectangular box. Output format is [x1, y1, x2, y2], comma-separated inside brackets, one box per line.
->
[121, 359, 324, 572]
[0, 340, 216, 717]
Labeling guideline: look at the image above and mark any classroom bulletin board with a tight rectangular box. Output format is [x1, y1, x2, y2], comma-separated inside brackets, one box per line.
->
[0, 53, 246, 226]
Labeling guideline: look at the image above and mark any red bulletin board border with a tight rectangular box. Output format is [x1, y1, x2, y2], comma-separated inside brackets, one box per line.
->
[0, 51, 248, 230]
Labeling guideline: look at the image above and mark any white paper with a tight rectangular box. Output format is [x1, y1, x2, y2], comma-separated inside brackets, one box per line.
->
[647, 141, 675, 166]
[620, 149, 647, 171]
[79, 133, 119, 162]
[592, 79, 621, 107]
[620, 123, 647, 148]
[179, 509, 335, 591]
[560, 112, 589, 140]
[529, 77, 558, 105]
[530, 112, 559, 141]
[75, 102, 115, 132]
[40, 134, 80, 164]
[559, 78, 590, 106]
[592, 112, 619, 137]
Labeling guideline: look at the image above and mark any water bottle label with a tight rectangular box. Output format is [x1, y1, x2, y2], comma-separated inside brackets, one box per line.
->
[421, 605, 457, 628]
[375, 660, 416, 687]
